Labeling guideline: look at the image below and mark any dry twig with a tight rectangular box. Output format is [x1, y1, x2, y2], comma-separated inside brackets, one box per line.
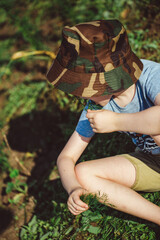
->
[1, 131, 31, 176]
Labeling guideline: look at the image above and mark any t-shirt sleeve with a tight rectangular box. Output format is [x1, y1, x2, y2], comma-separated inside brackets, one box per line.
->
[75, 103, 95, 138]
[145, 62, 160, 104]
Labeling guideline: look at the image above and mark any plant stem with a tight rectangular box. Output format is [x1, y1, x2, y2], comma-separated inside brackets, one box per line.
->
[1, 131, 31, 176]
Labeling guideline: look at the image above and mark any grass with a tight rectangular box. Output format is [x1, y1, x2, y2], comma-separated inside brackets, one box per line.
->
[19, 192, 159, 240]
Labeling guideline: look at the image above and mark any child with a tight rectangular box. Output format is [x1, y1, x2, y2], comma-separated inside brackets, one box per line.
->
[46, 20, 160, 225]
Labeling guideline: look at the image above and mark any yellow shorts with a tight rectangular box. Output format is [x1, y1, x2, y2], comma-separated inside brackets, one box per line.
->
[122, 154, 160, 192]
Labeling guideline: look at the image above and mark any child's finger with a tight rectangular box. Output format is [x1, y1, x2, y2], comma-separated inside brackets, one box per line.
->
[86, 109, 101, 119]
[72, 197, 88, 210]
[68, 207, 81, 215]
[86, 112, 94, 119]
[69, 207, 84, 215]
[71, 202, 87, 211]
[92, 128, 98, 132]
[68, 204, 82, 215]
[73, 196, 89, 209]
[68, 200, 88, 216]
[68, 194, 88, 211]
[90, 123, 94, 128]
[87, 109, 100, 113]
[88, 118, 94, 123]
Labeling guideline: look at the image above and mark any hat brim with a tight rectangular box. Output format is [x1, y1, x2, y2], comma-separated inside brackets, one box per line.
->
[46, 51, 143, 98]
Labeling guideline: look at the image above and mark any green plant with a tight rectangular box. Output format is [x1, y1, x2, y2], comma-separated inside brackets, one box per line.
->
[19, 193, 158, 240]
[51, 0, 134, 24]
[0, 0, 45, 50]
[0, 139, 28, 204]
[6, 168, 28, 204]
[6, 169, 27, 193]
[128, 29, 160, 60]
[1, 80, 48, 124]
[20, 202, 74, 240]
[0, 141, 10, 173]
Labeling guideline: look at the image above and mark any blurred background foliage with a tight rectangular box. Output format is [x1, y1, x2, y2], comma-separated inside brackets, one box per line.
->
[0, 0, 160, 239]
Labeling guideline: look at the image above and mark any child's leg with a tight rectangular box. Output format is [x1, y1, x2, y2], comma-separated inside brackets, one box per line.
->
[75, 155, 160, 225]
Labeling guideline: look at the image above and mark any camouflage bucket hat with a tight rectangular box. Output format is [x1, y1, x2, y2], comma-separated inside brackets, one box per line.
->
[46, 19, 143, 98]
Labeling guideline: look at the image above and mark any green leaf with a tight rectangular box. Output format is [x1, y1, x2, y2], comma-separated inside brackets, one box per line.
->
[15, 181, 28, 194]
[12, 193, 24, 204]
[87, 225, 101, 234]
[65, 226, 74, 235]
[28, 215, 37, 228]
[54, 216, 61, 226]
[40, 232, 52, 240]
[31, 223, 38, 234]
[52, 227, 60, 237]
[20, 226, 28, 239]
[6, 182, 14, 194]
[89, 213, 102, 221]
[9, 169, 19, 178]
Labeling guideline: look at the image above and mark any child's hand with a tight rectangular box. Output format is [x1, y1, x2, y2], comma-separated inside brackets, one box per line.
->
[86, 109, 118, 133]
[67, 187, 89, 215]
[151, 134, 160, 146]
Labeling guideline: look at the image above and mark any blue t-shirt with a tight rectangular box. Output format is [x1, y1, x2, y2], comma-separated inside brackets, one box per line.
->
[76, 59, 160, 155]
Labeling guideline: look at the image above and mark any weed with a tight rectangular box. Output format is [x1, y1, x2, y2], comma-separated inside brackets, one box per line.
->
[19, 193, 158, 240]
[1, 80, 47, 124]
[0, 141, 10, 173]
[6, 169, 28, 195]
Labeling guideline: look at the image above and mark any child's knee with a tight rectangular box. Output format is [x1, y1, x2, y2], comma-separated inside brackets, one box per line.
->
[75, 162, 89, 186]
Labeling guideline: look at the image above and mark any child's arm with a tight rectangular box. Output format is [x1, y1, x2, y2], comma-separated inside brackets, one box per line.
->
[150, 94, 160, 145]
[87, 94, 160, 136]
[57, 130, 91, 215]
[86, 106, 160, 135]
